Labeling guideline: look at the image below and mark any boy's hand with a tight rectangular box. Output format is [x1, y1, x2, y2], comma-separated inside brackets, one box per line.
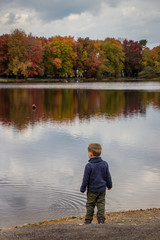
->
[108, 188, 112, 190]
[80, 186, 86, 193]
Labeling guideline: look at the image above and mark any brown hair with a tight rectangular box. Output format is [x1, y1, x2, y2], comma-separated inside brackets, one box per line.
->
[88, 143, 102, 157]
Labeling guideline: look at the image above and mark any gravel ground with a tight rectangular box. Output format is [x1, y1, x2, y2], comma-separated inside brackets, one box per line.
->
[1, 222, 160, 240]
[0, 209, 160, 240]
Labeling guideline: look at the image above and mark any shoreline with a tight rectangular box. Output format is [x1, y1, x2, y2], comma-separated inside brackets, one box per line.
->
[1, 208, 160, 231]
[1, 208, 160, 240]
[0, 77, 160, 84]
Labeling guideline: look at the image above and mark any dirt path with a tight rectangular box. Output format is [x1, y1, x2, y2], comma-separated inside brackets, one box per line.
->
[0, 209, 160, 240]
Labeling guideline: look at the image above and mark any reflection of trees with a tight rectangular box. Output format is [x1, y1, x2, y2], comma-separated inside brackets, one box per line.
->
[0, 88, 160, 130]
[123, 91, 146, 116]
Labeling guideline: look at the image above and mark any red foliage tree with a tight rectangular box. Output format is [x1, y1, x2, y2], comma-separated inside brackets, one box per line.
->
[83, 45, 101, 78]
[76, 38, 101, 78]
[123, 39, 142, 77]
[27, 35, 44, 77]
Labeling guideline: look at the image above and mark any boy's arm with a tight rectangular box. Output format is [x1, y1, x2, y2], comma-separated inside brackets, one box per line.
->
[80, 164, 91, 193]
[106, 165, 112, 189]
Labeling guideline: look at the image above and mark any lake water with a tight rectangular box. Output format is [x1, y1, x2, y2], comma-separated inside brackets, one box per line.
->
[0, 82, 160, 228]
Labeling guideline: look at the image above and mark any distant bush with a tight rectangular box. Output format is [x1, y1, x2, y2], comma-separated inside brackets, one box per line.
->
[139, 66, 159, 78]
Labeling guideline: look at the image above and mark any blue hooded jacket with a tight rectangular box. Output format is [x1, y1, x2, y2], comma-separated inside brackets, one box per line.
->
[80, 157, 112, 193]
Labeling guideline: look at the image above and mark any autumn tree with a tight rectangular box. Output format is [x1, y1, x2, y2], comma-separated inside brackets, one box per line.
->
[151, 46, 160, 75]
[7, 29, 30, 78]
[75, 37, 89, 77]
[42, 38, 61, 77]
[141, 48, 153, 67]
[139, 46, 160, 78]
[83, 44, 101, 78]
[0, 34, 9, 75]
[101, 38, 125, 77]
[27, 34, 44, 77]
[123, 39, 142, 77]
[46, 36, 76, 77]
[84, 49, 101, 78]
[0, 28, 159, 80]
[76, 38, 102, 78]
[151, 46, 160, 62]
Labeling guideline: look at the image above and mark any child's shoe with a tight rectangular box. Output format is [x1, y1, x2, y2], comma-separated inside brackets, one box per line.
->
[84, 219, 92, 224]
[98, 219, 105, 224]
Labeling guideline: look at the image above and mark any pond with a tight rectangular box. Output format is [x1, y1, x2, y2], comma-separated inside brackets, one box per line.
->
[0, 82, 160, 228]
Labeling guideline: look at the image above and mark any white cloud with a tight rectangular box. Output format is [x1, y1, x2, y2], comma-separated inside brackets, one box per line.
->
[142, 169, 160, 184]
[0, 0, 159, 47]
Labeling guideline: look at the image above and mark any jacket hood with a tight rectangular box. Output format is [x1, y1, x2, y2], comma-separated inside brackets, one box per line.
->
[88, 157, 102, 163]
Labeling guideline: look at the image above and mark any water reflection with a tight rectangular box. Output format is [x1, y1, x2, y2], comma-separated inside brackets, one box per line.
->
[0, 84, 160, 228]
[0, 88, 160, 129]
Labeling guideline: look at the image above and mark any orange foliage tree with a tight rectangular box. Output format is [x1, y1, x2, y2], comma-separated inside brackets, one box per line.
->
[0, 34, 9, 75]
[7, 29, 30, 78]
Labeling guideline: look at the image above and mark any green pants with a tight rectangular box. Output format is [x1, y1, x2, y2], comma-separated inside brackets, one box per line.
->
[85, 191, 106, 221]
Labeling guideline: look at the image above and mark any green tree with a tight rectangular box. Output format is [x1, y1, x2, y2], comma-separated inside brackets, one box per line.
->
[139, 39, 148, 49]
[101, 38, 125, 77]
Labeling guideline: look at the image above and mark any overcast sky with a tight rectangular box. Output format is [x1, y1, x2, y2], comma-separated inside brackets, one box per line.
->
[0, 0, 159, 48]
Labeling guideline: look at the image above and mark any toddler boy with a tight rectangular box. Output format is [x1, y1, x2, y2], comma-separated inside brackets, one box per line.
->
[80, 143, 112, 224]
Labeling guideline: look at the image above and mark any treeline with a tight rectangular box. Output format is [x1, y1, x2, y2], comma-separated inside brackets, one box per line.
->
[0, 29, 160, 79]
